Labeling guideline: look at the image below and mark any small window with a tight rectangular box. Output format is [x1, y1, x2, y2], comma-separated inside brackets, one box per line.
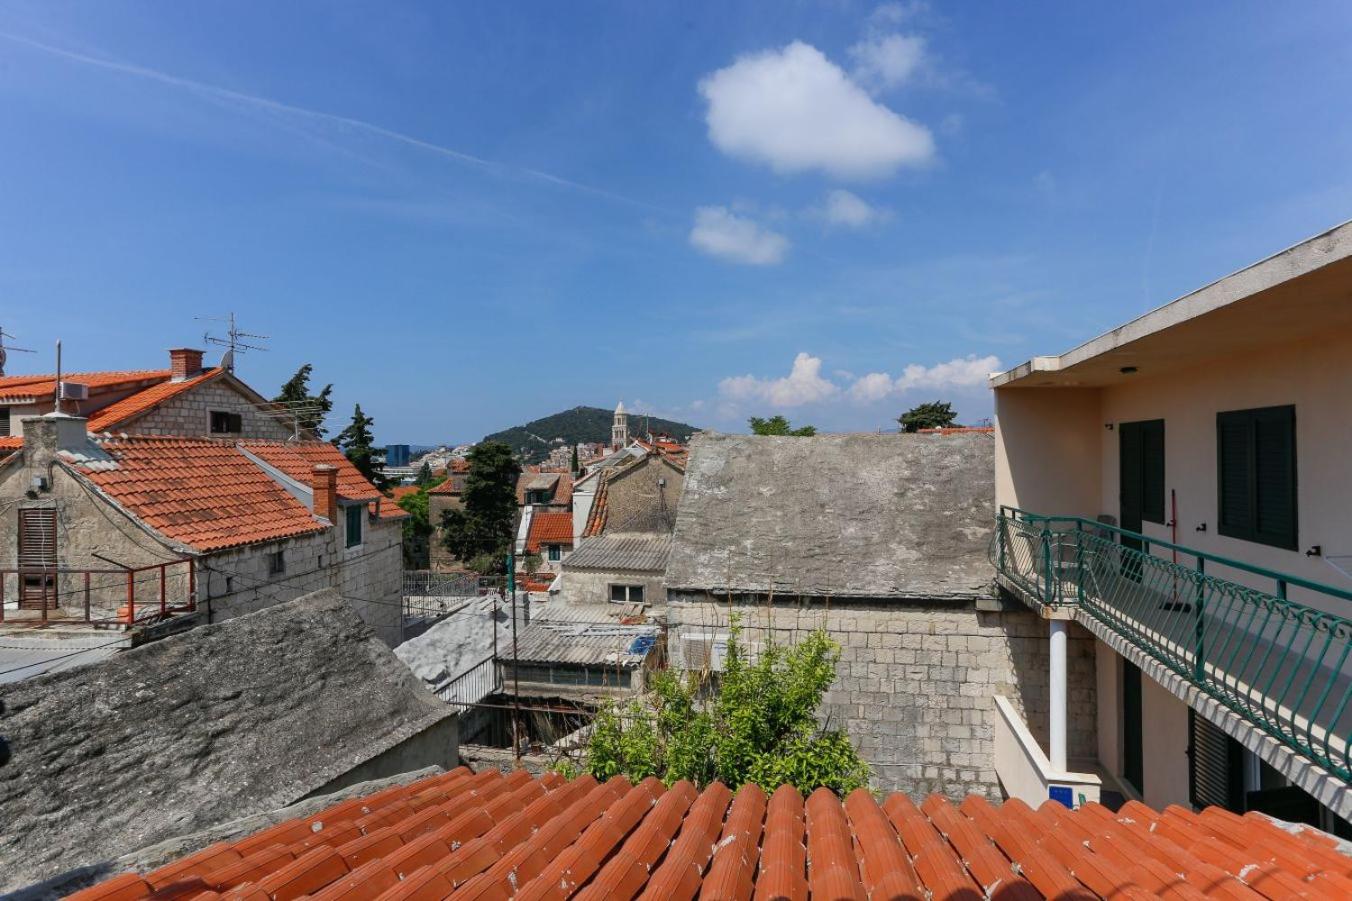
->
[210, 410, 243, 434]
[1217, 406, 1297, 550]
[267, 550, 285, 576]
[609, 584, 645, 604]
[345, 505, 363, 548]
[547, 544, 562, 562]
[0, 406, 10, 437]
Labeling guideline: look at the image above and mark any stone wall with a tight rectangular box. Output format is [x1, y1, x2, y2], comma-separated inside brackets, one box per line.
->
[558, 566, 667, 607]
[125, 378, 293, 440]
[599, 456, 683, 533]
[667, 594, 1097, 800]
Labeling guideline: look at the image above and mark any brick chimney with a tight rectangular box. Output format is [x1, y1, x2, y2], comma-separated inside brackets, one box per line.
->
[169, 348, 205, 382]
[312, 465, 338, 522]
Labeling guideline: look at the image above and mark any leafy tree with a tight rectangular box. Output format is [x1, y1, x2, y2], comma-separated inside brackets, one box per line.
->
[748, 415, 817, 437]
[333, 404, 386, 488]
[415, 461, 435, 487]
[396, 488, 431, 568]
[577, 616, 869, 795]
[273, 364, 334, 438]
[898, 401, 958, 433]
[439, 441, 521, 571]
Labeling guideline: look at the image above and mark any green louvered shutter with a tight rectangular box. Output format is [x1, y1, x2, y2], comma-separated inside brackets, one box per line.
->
[1253, 406, 1297, 550]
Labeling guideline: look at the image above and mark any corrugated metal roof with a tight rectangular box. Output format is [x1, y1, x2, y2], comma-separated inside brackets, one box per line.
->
[563, 534, 672, 572]
[503, 602, 658, 667]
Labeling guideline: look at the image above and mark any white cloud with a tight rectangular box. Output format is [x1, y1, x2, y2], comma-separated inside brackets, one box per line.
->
[849, 33, 927, 91]
[895, 354, 1000, 391]
[698, 41, 935, 180]
[848, 354, 1002, 402]
[821, 189, 890, 228]
[689, 206, 789, 265]
[848, 372, 896, 402]
[719, 353, 839, 407]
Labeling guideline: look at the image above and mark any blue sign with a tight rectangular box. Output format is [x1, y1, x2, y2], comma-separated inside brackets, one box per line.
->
[1048, 785, 1074, 808]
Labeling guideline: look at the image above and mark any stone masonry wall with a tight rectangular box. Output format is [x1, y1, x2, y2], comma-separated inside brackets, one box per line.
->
[124, 379, 293, 440]
[668, 594, 1097, 800]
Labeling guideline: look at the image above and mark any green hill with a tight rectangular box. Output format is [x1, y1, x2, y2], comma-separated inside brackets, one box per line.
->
[482, 406, 699, 462]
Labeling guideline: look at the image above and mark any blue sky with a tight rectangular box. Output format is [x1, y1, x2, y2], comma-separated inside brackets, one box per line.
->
[3, 2, 1351, 445]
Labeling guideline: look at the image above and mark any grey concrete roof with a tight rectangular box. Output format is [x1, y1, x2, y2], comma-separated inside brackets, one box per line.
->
[664, 432, 995, 600]
[0, 590, 454, 893]
[563, 534, 672, 572]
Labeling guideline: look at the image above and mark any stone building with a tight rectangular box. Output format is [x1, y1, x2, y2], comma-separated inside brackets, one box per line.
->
[556, 451, 685, 607]
[0, 590, 456, 894]
[0, 413, 406, 649]
[0, 348, 298, 447]
[664, 431, 1097, 800]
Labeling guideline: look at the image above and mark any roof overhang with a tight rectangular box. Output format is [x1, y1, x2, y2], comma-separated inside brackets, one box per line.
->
[992, 219, 1352, 389]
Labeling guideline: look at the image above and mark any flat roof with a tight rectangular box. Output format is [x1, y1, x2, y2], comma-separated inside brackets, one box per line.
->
[992, 219, 1352, 388]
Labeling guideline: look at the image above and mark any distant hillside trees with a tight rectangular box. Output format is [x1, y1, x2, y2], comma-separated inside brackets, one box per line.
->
[439, 441, 521, 574]
[483, 406, 699, 463]
[749, 415, 817, 436]
[898, 401, 958, 433]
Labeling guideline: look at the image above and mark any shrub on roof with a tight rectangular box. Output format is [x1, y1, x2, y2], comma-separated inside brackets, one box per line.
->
[574, 615, 870, 795]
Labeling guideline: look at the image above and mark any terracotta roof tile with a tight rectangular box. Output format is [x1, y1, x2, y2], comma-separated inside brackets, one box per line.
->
[74, 769, 1352, 901]
[0, 369, 170, 402]
[525, 511, 573, 553]
[75, 437, 327, 551]
[243, 440, 381, 502]
[86, 369, 224, 432]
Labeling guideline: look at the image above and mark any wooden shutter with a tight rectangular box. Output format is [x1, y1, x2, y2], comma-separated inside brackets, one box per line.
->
[1141, 420, 1166, 523]
[1217, 411, 1254, 537]
[1189, 709, 1244, 811]
[1122, 659, 1144, 794]
[1253, 406, 1297, 549]
[0, 406, 10, 437]
[18, 508, 58, 567]
[1217, 406, 1296, 549]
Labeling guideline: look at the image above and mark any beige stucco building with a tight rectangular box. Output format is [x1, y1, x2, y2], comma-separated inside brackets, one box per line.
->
[991, 220, 1352, 835]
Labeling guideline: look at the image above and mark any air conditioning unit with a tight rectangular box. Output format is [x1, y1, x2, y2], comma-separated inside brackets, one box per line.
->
[59, 382, 89, 401]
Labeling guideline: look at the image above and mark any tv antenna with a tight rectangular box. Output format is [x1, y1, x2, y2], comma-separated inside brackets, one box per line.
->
[0, 326, 36, 377]
[195, 312, 268, 373]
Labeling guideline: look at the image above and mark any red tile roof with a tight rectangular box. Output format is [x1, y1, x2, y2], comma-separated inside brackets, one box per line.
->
[388, 486, 421, 502]
[526, 511, 573, 553]
[245, 441, 381, 502]
[0, 369, 169, 402]
[429, 476, 464, 496]
[582, 472, 609, 538]
[70, 769, 1352, 901]
[75, 437, 327, 551]
[86, 369, 224, 432]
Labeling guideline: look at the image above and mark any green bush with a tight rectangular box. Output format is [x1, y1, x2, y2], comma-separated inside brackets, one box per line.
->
[575, 615, 870, 795]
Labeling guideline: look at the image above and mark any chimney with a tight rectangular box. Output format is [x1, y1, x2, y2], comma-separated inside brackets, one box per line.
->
[312, 464, 338, 522]
[22, 413, 89, 482]
[169, 348, 205, 382]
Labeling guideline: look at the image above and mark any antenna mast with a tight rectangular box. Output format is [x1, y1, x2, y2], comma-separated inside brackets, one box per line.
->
[0, 326, 36, 378]
[196, 312, 268, 373]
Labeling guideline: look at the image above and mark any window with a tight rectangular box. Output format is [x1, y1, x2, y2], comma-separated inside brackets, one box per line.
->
[0, 406, 10, 437]
[345, 504, 363, 548]
[609, 584, 645, 604]
[210, 410, 242, 434]
[547, 544, 562, 562]
[267, 550, 285, 577]
[1217, 406, 1297, 550]
[527, 490, 550, 505]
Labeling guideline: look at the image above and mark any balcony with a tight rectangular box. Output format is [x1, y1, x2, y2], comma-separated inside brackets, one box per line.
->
[994, 506, 1352, 785]
[0, 559, 197, 628]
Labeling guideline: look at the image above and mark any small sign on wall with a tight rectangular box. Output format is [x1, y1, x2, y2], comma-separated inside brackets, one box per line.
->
[1048, 784, 1074, 808]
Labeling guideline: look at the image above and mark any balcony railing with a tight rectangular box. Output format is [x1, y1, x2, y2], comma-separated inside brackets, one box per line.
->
[995, 506, 1352, 783]
[0, 560, 196, 627]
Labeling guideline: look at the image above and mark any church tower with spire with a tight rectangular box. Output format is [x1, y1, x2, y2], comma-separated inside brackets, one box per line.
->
[612, 400, 628, 450]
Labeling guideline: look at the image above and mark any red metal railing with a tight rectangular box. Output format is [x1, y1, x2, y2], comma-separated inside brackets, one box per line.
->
[0, 558, 195, 627]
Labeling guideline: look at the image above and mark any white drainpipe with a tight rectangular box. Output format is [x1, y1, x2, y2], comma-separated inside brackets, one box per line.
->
[1049, 618, 1068, 772]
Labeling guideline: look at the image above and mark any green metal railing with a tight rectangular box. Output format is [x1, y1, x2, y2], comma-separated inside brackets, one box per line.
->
[995, 506, 1352, 783]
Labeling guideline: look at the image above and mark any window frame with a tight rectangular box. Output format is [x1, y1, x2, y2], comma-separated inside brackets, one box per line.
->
[1216, 405, 1298, 551]
[0, 406, 10, 437]
[546, 543, 562, 562]
[267, 549, 285, 577]
[345, 504, 363, 549]
[608, 583, 645, 604]
[209, 410, 243, 434]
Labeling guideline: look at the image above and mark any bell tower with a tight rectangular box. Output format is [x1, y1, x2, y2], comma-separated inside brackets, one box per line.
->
[612, 401, 628, 450]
